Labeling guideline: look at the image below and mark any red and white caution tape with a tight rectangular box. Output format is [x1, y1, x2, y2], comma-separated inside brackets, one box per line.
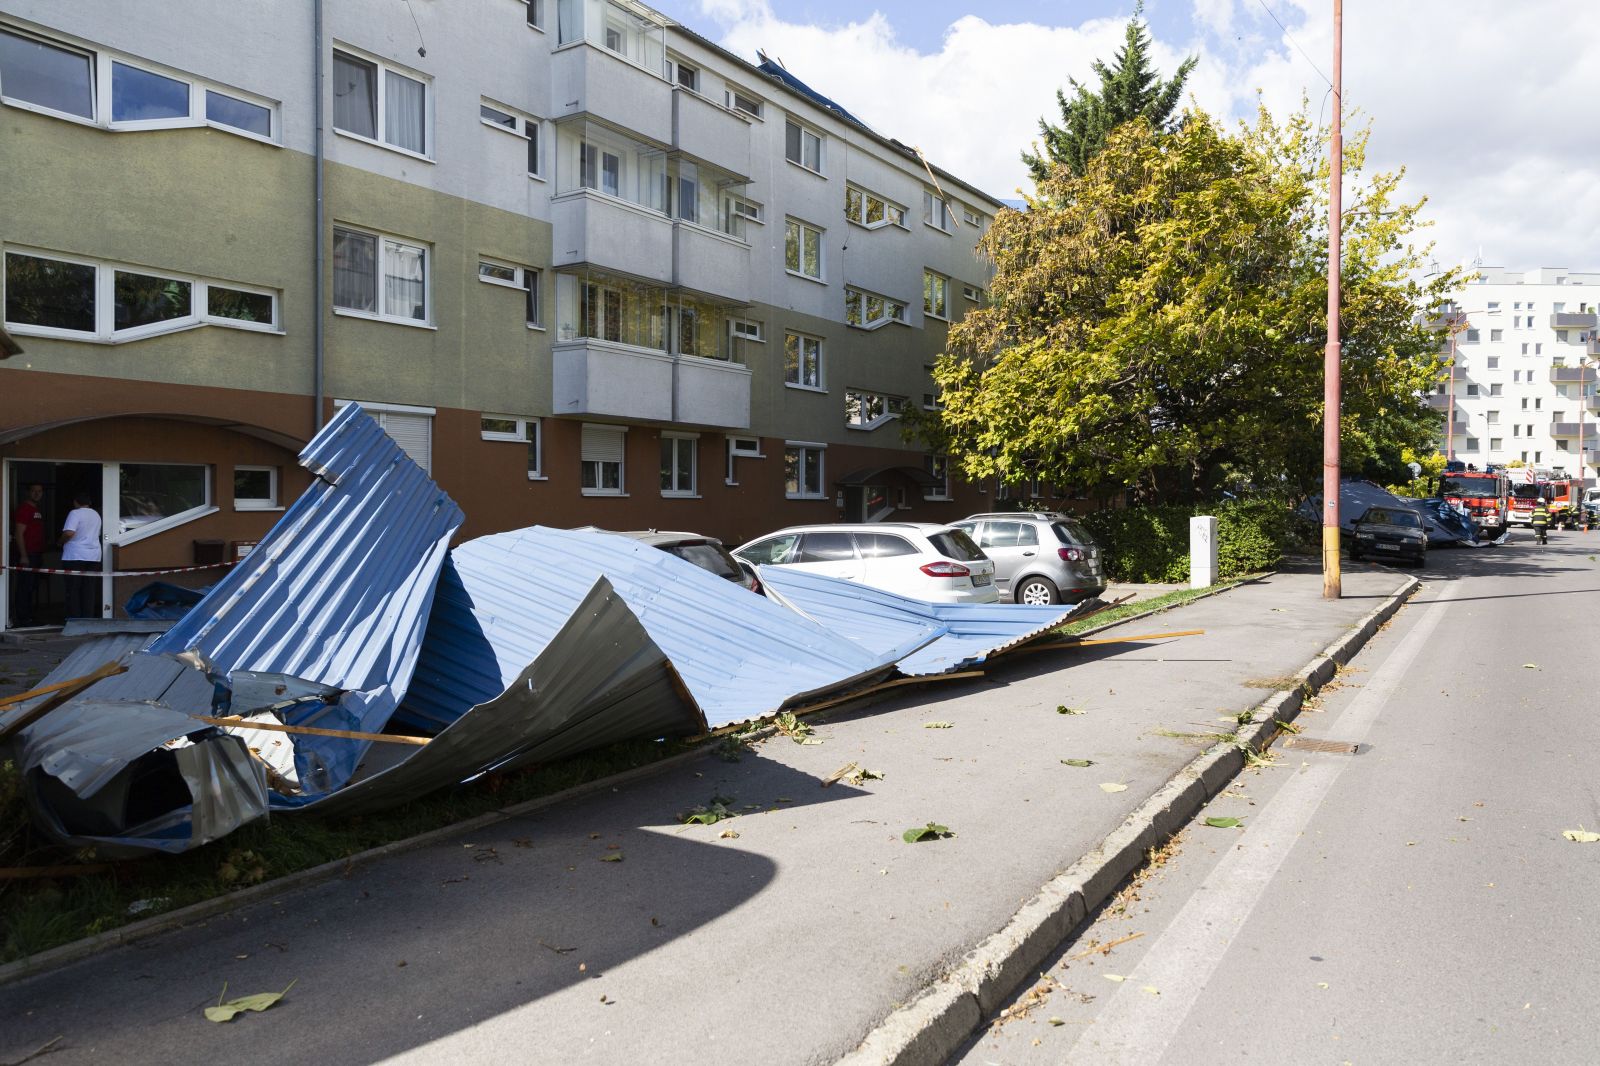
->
[2, 560, 238, 578]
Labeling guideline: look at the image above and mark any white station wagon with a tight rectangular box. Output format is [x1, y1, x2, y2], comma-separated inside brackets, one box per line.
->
[733, 523, 999, 604]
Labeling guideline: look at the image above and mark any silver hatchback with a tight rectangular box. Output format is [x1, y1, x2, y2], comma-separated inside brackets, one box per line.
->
[952, 513, 1106, 605]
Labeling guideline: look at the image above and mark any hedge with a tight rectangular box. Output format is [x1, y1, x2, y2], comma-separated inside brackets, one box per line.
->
[1079, 498, 1295, 583]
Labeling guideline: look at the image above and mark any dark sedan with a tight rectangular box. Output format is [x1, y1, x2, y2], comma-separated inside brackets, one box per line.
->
[1349, 506, 1427, 565]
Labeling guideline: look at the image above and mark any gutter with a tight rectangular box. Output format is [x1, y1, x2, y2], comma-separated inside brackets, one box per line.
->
[312, 0, 326, 430]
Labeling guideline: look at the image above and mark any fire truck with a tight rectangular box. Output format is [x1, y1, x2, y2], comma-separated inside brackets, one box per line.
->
[1438, 470, 1508, 538]
[1507, 479, 1551, 527]
[1548, 478, 1582, 529]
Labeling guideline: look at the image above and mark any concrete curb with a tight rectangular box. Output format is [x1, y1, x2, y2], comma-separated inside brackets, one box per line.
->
[836, 573, 1421, 1066]
[0, 573, 1260, 990]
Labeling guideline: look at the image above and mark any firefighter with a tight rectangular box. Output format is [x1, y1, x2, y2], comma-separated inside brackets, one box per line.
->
[1531, 498, 1551, 545]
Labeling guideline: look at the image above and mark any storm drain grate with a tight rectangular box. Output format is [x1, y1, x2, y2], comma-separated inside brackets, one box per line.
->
[1280, 736, 1360, 755]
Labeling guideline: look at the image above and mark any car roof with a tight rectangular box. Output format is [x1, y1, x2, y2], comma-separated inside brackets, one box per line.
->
[736, 523, 964, 544]
[580, 527, 727, 548]
[957, 512, 1072, 522]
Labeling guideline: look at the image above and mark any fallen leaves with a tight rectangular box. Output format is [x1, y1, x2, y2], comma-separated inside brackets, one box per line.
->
[902, 822, 953, 843]
[1523, 663, 1539, 670]
[923, 721, 954, 729]
[1562, 827, 1600, 843]
[1204, 816, 1242, 829]
[823, 762, 884, 787]
[1061, 758, 1094, 767]
[679, 795, 738, 825]
[1099, 783, 1129, 794]
[1056, 705, 1085, 715]
[599, 853, 624, 863]
[204, 980, 295, 1023]
[774, 711, 822, 744]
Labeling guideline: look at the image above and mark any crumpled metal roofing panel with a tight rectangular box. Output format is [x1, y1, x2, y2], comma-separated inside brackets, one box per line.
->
[149, 403, 464, 800]
[399, 526, 926, 731]
[310, 577, 705, 818]
[13, 636, 267, 856]
[755, 565, 1087, 677]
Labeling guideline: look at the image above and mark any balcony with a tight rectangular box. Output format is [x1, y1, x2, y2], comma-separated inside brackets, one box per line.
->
[1550, 312, 1598, 330]
[552, 192, 673, 283]
[550, 40, 671, 144]
[673, 223, 750, 303]
[552, 340, 751, 428]
[1549, 366, 1589, 383]
[672, 89, 752, 178]
[1550, 421, 1584, 438]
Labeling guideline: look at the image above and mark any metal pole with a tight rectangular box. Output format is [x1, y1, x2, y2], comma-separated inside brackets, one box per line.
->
[1447, 325, 1456, 461]
[1322, 0, 1343, 599]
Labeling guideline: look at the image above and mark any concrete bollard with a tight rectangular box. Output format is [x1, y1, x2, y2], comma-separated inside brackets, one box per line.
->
[1190, 515, 1218, 589]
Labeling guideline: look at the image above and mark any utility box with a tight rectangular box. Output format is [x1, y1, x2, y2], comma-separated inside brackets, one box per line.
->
[193, 539, 225, 566]
[1190, 516, 1218, 589]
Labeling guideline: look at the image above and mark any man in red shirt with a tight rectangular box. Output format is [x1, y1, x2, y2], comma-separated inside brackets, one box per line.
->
[11, 482, 45, 626]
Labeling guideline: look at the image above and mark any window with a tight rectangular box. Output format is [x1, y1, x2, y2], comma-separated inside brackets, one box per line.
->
[923, 190, 952, 232]
[728, 89, 762, 118]
[581, 424, 625, 494]
[845, 390, 904, 429]
[660, 434, 697, 495]
[1536, 343, 1543, 355]
[3, 247, 279, 340]
[725, 435, 762, 484]
[925, 455, 951, 500]
[1463, 329, 1479, 343]
[482, 414, 543, 477]
[333, 226, 428, 324]
[673, 59, 699, 92]
[962, 284, 983, 303]
[962, 207, 982, 228]
[117, 463, 211, 541]
[784, 119, 822, 172]
[844, 186, 905, 229]
[0, 26, 93, 118]
[1522, 343, 1529, 354]
[844, 286, 905, 329]
[784, 219, 823, 279]
[332, 48, 428, 155]
[1490, 329, 1503, 342]
[481, 100, 542, 176]
[1486, 411, 1499, 424]
[1521, 398, 1528, 410]
[479, 259, 541, 327]
[1487, 302, 1500, 312]
[923, 271, 949, 319]
[1557, 330, 1569, 343]
[729, 319, 763, 342]
[1487, 356, 1500, 368]
[555, 270, 742, 360]
[1465, 436, 1479, 450]
[1490, 438, 1503, 451]
[1490, 383, 1502, 396]
[336, 400, 434, 471]
[784, 444, 825, 499]
[1466, 383, 1479, 397]
[233, 466, 279, 510]
[785, 332, 822, 388]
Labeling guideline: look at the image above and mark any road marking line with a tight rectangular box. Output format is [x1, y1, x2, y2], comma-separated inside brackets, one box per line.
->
[1064, 581, 1458, 1064]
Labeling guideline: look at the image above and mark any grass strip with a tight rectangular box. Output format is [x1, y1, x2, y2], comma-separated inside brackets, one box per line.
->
[1056, 580, 1242, 637]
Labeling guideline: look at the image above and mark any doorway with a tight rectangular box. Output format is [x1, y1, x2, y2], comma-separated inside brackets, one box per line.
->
[5, 460, 105, 629]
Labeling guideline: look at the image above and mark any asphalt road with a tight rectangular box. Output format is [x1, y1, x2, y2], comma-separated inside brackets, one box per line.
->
[960, 528, 1600, 1065]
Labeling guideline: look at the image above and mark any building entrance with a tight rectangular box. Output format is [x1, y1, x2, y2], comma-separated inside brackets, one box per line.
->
[4, 460, 105, 629]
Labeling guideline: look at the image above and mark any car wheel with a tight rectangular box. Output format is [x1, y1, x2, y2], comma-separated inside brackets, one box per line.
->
[1015, 576, 1060, 606]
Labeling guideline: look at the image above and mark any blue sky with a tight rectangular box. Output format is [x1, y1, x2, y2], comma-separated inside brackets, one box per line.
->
[643, 1, 1600, 273]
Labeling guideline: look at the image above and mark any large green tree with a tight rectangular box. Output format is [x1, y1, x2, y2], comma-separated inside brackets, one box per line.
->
[1021, 7, 1196, 184]
[918, 106, 1456, 503]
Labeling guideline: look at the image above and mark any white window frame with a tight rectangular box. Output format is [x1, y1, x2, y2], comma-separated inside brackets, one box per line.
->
[784, 218, 824, 281]
[784, 118, 823, 174]
[660, 431, 698, 497]
[3, 245, 282, 342]
[924, 455, 952, 501]
[332, 224, 432, 327]
[481, 413, 544, 478]
[112, 462, 218, 546]
[962, 207, 982, 227]
[923, 270, 950, 320]
[844, 286, 906, 330]
[670, 57, 699, 93]
[0, 22, 281, 144]
[334, 399, 435, 472]
[331, 44, 433, 160]
[581, 423, 627, 496]
[924, 190, 952, 233]
[962, 284, 982, 302]
[784, 442, 826, 500]
[844, 185, 906, 230]
[520, 0, 546, 30]
[784, 331, 824, 390]
[480, 96, 544, 179]
[729, 318, 764, 342]
[232, 465, 280, 511]
[725, 434, 763, 485]
[844, 390, 905, 431]
[726, 87, 762, 119]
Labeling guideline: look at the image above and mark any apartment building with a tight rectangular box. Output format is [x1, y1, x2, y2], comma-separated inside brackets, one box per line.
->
[0, 0, 1007, 628]
[1433, 267, 1600, 485]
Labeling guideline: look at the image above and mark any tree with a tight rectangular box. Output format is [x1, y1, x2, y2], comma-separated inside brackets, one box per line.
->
[1021, 6, 1196, 185]
[916, 106, 1458, 503]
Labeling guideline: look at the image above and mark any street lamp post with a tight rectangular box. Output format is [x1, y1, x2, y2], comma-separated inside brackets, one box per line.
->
[1323, 0, 1343, 600]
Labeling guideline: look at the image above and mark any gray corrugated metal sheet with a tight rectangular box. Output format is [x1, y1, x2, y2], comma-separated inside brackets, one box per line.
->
[755, 566, 1086, 676]
[400, 527, 928, 732]
[309, 577, 704, 818]
[149, 403, 464, 801]
[11, 636, 266, 856]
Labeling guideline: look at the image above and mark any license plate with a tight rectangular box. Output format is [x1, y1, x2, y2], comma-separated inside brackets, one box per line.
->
[1377, 543, 1399, 551]
[972, 572, 992, 586]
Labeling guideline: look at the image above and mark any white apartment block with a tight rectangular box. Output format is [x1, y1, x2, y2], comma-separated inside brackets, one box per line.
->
[1434, 267, 1600, 487]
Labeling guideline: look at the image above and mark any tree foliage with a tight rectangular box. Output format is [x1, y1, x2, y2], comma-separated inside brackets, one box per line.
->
[1021, 8, 1196, 184]
[918, 106, 1458, 503]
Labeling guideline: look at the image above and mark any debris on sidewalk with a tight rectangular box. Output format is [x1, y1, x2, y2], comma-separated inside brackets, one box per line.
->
[204, 979, 296, 1023]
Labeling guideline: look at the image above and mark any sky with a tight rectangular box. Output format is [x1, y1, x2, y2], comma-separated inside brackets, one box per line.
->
[649, 0, 1600, 275]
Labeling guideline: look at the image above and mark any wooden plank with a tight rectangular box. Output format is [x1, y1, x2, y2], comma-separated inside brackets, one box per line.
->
[0, 660, 128, 743]
[193, 715, 431, 747]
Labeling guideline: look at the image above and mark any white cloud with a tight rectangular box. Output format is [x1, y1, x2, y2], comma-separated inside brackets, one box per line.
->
[689, 0, 1600, 271]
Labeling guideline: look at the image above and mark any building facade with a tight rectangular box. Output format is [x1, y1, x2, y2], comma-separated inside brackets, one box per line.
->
[1434, 267, 1600, 484]
[0, 0, 1011, 628]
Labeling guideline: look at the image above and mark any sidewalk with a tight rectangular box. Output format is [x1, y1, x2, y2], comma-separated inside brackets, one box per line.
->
[0, 566, 1413, 1066]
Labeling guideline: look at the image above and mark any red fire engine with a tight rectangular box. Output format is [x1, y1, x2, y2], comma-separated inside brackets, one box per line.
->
[1438, 470, 1508, 538]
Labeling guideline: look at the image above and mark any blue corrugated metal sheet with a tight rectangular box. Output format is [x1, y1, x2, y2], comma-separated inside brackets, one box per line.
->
[400, 527, 927, 731]
[150, 403, 464, 800]
[755, 565, 1087, 676]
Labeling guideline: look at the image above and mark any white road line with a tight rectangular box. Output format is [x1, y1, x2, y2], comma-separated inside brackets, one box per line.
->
[1064, 582, 1458, 1065]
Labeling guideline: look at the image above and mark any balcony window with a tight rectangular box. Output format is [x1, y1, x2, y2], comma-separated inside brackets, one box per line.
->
[554, 270, 739, 360]
[333, 226, 429, 324]
[844, 186, 904, 229]
[845, 286, 905, 329]
[332, 48, 428, 156]
[785, 332, 822, 389]
[785, 119, 823, 172]
[556, 0, 666, 76]
[785, 219, 823, 279]
[672, 160, 751, 238]
[556, 120, 667, 211]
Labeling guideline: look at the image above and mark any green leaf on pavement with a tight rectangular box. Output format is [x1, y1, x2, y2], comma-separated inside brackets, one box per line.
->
[599, 852, 624, 862]
[205, 980, 296, 1023]
[1562, 828, 1600, 843]
[678, 794, 738, 825]
[1204, 816, 1242, 829]
[1099, 782, 1128, 793]
[1056, 705, 1084, 715]
[1048, 1017, 1066, 1026]
[1061, 758, 1094, 767]
[902, 822, 952, 843]
[1523, 663, 1539, 670]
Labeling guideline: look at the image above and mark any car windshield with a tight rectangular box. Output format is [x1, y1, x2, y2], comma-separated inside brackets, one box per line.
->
[1051, 519, 1095, 547]
[1440, 477, 1499, 498]
[662, 543, 742, 581]
[1512, 485, 1544, 500]
[1361, 508, 1421, 528]
[928, 529, 985, 561]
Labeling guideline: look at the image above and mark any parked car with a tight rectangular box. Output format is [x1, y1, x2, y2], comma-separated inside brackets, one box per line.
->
[606, 530, 762, 594]
[732, 523, 999, 603]
[1349, 507, 1427, 565]
[952, 512, 1106, 605]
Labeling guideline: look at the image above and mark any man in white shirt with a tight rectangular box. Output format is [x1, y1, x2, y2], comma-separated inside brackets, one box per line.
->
[58, 492, 102, 619]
